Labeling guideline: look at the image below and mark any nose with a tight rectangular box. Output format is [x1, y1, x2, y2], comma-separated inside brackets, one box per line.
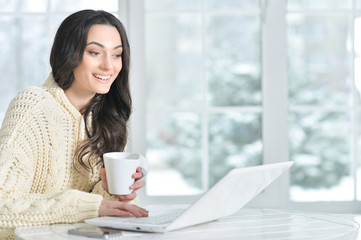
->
[100, 55, 113, 70]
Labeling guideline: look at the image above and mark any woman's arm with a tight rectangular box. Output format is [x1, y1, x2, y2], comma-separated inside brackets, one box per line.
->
[0, 88, 103, 228]
[0, 87, 147, 229]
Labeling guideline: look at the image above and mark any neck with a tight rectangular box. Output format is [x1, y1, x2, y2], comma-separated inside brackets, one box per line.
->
[64, 88, 95, 113]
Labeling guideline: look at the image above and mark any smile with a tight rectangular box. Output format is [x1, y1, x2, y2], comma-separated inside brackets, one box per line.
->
[94, 74, 111, 80]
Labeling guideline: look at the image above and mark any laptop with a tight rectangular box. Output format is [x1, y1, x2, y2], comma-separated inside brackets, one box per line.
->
[85, 161, 293, 233]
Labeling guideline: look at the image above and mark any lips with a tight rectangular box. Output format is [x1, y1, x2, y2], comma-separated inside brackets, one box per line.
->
[93, 74, 111, 80]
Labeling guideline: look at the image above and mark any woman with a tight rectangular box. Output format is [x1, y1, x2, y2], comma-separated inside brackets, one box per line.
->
[0, 10, 148, 238]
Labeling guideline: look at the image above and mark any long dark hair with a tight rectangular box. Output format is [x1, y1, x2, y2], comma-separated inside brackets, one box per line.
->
[50, 10, 132, 171]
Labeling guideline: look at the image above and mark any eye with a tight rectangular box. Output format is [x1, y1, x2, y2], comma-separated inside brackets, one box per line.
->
[113, 52, 123, 58]
[88, 50, 100, 56]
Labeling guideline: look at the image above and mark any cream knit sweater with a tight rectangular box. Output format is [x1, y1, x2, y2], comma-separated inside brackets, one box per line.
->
[0, 74, 120, 238]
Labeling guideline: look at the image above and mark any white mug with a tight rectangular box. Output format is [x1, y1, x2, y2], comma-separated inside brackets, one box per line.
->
[103, 152, 149, 195]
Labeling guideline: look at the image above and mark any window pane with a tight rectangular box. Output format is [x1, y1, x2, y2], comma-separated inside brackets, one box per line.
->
[354, 17, 361, 99]
[289, 112, 352, 201]
[206, 15, 261, 106]
[50, 14, 68, 46]
[20, 0, 47, 12]
[146, 14, 202, 110]
[287, 0, 352, 9]
[0, 0, 47, 12]
[51, 0, 118, 12]
[0, 17, 17, 117]
[20, 16, 48, 88]
[0, 0, 17, 12]
[145, 0, 201, 11]
[209, 112, 262, 187]
[205, 0, 260, 9]
[357, 111, 361, 200]
[146, 112, 202, 195]
[145, 1, 263, 196]
[288, 14, 352, 106]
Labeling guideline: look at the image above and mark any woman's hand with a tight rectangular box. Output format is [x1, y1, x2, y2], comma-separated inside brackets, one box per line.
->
[99, 200, 149, 217]
[100, 168, 146, 202]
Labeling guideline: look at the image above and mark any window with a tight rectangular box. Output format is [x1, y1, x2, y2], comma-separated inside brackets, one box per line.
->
[129, 0, 361, 212]
[287, 0, 355, 202]
[142, 1, 263, 196]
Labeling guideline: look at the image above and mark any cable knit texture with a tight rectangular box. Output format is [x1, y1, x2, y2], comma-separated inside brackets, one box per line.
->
[0, 74, 121, 238]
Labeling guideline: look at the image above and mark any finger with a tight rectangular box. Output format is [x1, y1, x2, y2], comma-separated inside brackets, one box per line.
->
[99, 200, 131, 217]
[119, 203, 148, 217]
[108, 209, 131, 217]
[137, 206, 149, 216]
[99, 200, 148, 217]
[117, 192, 137, 202]
[100, 168, 108, 191]
[114, 202, 141, 217]
[130, 180, 145, 191]
[132, 172, 143, 180]
[132, 168, 143, 179]
[135, 207, 149, 217]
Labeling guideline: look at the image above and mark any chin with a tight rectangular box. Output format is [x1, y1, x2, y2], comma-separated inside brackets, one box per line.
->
[93, 85, 111, 94]
[97, 89, 111, 94]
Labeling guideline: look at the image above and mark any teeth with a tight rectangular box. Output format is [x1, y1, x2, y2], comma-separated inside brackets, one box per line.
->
[94, 74, 111, 80]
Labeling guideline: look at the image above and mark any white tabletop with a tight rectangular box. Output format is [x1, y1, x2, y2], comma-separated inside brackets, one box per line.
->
[15, 208, 361, 240]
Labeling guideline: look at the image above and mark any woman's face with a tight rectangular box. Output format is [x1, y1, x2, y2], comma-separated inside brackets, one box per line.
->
[71, 24, 123, 98]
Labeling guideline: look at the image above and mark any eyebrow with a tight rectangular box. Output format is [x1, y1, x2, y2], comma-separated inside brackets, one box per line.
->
[86, 41, 123, 49]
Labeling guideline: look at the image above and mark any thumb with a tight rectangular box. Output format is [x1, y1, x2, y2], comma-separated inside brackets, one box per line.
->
[100, 168, 108, 191]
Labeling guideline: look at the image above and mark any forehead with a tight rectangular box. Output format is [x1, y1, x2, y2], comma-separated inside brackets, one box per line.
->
[87, 24, 122, 45]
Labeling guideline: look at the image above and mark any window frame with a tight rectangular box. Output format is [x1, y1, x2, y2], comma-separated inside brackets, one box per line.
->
[127, 0, 361, 213]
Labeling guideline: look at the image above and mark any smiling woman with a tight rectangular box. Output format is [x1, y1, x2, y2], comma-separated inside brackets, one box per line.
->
[67, 24, 124, 112]
[0, 9, 148, 239]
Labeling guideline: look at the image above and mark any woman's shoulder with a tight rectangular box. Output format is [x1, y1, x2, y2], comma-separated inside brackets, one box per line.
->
[14, 85, 53, 103]
[0, 86, 56, 142]
[9, 87, 53, 108]
[4, 86, 56, 123]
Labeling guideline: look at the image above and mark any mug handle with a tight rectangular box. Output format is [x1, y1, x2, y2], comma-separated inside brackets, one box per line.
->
[138, 154, 149, 177]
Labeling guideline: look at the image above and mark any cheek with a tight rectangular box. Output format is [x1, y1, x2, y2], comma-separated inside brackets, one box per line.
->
[117, 61, 123, 73]
[73, 66, 83, 80]
[82, 57, 97, 70]
[74, 59, 92, 77]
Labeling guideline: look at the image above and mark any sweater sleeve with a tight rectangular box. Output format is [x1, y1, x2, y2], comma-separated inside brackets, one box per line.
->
[0, 88, 103, 228]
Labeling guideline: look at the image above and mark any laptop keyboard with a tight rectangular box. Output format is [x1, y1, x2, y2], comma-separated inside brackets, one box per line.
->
[128, 208, 185, 225]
